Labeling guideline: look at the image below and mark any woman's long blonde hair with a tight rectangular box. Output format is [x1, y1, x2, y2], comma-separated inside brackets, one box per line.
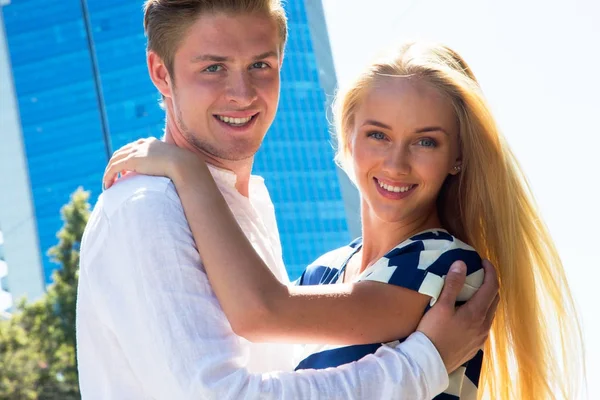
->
[334, 42, 585, 399]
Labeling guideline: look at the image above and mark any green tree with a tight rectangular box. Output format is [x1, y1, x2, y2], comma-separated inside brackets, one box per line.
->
[0, 188, 90, 399]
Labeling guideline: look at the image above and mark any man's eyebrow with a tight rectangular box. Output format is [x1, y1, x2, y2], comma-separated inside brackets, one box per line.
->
[253, 51, 278, 61]
[191, 51, 278, 63]
[191, 54, 230, 63]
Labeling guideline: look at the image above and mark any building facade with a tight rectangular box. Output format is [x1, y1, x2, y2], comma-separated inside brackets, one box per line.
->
[0, 0, 359, 304]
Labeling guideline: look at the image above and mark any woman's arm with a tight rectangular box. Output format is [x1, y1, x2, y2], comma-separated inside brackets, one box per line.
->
[103, 139, 432, 345]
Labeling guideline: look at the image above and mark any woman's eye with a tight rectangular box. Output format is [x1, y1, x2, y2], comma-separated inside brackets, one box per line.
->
[251, 62, 269, 69]
[417, 138, 437, 147]
[367, 131, 386, 140]
[204, 64, 223, 73]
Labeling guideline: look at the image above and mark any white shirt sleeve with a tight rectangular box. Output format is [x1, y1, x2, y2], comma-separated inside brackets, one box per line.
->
[84, 189, 449, 400]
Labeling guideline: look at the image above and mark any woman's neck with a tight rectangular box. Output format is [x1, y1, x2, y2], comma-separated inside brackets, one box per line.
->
[358, 202, 442, 273]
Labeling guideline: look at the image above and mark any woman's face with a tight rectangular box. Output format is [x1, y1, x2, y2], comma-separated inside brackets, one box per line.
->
[350, 76, 461, 225]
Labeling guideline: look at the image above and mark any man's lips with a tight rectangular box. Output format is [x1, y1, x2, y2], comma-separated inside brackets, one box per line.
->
[213, 113, 259, 129]
[213, 111, 259, 118]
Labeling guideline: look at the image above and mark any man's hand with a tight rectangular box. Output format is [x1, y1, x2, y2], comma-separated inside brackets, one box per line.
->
[417, 259, 499, 373]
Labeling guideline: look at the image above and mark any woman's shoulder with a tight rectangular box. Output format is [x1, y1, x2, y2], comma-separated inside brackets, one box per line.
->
[297, 238, 362, 286]
[359, 229, 484, 304]
[390, 228, 475, 253]
[383, 229, 481, 273]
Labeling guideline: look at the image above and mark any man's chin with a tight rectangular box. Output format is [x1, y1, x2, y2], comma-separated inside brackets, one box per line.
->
[205, 143, 261, 163]
[186, 132, 261, 162]
[216, 153, 255, 163]
[222, 136, 263, 160]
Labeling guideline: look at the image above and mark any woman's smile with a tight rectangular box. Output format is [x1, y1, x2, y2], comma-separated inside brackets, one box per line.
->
[373, 177, 418, 200]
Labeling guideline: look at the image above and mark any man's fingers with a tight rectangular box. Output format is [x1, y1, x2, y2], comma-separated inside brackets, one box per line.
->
[466, 259, 499, 315]
[437, 261, 467, 307]
[483, 294, 500, 329]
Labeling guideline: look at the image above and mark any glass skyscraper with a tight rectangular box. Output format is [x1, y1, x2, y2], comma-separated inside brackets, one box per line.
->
[0, 0, 360, 303]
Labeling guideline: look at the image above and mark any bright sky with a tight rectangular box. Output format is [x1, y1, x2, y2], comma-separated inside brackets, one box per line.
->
[322, 0, 599, 397]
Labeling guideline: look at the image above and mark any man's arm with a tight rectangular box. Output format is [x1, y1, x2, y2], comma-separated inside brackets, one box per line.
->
[418, 259, 499, 373]
[85, 185, 496, 399]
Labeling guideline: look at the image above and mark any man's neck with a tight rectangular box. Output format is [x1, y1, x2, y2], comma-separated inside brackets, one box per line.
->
[163, 121, 253, 198]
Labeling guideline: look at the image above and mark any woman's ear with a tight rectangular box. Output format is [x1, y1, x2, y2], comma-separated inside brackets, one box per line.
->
[449, 160, 463, 175]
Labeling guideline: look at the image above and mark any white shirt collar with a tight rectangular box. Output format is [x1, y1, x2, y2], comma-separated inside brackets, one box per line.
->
[207, 163, 265, 193]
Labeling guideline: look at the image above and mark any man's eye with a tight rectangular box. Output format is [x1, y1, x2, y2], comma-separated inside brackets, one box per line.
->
[251, 62, 269, 69]
[204, 65, 223, 73]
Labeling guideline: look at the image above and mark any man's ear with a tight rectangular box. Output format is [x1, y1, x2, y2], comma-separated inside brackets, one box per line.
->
[148, 51, 173, 98]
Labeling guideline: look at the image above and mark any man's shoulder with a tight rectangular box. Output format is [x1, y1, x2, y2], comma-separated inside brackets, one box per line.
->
[81, 174, 185, 262]
[96, 174, 180, 218]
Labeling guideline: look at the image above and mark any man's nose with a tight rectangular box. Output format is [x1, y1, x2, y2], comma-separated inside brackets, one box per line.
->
[225, 72, 258, 107]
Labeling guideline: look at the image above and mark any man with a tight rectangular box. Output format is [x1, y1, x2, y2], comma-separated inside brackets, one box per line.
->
[76, 1, 499, 398]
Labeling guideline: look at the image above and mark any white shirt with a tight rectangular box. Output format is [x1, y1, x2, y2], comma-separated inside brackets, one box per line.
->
[76, 166, 449, 399]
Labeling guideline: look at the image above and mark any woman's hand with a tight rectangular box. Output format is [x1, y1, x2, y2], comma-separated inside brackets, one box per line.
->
[103, 137, 197, 190]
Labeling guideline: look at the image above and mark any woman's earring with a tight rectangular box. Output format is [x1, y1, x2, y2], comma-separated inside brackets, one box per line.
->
[453, 165, 462, 173]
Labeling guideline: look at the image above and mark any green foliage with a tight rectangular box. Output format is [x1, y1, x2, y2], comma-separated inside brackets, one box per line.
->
[0, 188, 90, 399]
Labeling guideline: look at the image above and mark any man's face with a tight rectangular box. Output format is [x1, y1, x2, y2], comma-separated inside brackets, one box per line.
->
[161, 12, 282, 162]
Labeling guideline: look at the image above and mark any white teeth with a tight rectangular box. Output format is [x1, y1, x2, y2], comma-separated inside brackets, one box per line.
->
[217, 115, 253, 126]
[377, 179, 413, 193]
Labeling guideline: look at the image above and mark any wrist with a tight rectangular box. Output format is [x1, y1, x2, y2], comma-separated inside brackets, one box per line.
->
[417, 329, 452, 373]
[404, 332, 450, 395]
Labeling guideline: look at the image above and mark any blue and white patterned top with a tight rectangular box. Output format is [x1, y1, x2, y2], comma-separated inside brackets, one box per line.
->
[295, 229, 485, 400]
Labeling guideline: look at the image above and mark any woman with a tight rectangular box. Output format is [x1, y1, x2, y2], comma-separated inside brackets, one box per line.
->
[104, 42, 583, 399]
